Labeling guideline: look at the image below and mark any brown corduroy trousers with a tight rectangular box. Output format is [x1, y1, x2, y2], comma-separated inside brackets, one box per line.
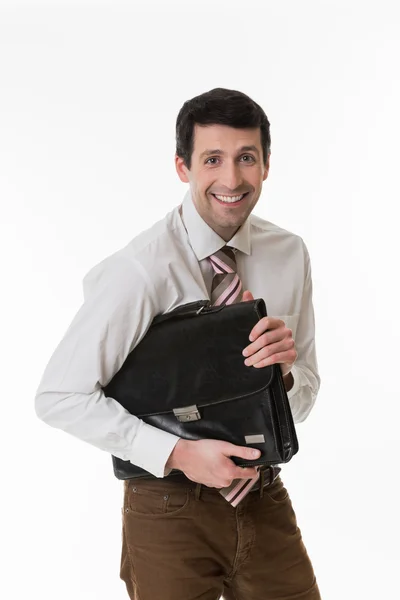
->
[120, 474, 321, 600]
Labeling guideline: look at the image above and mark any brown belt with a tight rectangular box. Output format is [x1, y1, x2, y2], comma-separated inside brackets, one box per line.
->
[192, 465, 282, 500]
[139, 466, 282, 500]
[249, 465, 281, 496]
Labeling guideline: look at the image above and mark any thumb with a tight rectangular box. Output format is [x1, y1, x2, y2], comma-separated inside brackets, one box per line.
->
[222, 442, 261, 461]
[242, 290, 255, 302]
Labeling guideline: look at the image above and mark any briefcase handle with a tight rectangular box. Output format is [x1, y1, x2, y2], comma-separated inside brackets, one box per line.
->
[152, 298, 266, 327]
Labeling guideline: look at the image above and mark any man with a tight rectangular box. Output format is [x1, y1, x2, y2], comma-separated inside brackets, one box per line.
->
[35, 88, 321, 599]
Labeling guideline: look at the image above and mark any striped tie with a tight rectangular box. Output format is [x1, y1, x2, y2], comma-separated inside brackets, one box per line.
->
[209, 246, 243, 306]
[208, 247, 261, 506]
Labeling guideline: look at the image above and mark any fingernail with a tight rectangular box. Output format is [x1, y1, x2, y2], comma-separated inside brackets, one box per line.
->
[252, 449, 261, 457]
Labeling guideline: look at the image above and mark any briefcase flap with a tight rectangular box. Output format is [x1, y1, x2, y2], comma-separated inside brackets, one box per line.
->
[103, 298, 276, 418]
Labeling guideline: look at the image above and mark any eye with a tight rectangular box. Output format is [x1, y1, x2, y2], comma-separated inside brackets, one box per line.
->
[205, 157, 219, 165]
[240, 155, 255, 163]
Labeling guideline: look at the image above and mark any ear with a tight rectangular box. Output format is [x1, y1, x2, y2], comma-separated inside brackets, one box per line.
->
[262, 152, 271, 182]
[175, 155, 190, 183]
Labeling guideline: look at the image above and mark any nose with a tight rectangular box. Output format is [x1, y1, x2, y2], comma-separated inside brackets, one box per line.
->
[219, 161, 244, 192]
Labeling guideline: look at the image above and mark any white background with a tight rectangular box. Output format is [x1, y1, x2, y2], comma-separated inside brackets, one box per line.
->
[1, 1, 399, 598]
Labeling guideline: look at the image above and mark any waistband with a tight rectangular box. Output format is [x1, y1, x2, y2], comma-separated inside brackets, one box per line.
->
[126, 465, 282, 500]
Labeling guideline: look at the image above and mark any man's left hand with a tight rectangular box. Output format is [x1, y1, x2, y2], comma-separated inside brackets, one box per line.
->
[241, 291, 297, 377]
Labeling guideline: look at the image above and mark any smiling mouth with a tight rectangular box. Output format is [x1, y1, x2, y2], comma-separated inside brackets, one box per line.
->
[211, 192, 249, 205]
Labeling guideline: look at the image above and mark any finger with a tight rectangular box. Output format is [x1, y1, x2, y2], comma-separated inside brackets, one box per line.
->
[242, 290, 254, 302]
[223, 443, 261, 461]
[244, 339, 295, 367]
[249, 316, 284, 342]
[252, 349, 298, 369]
[242, 328, 286, 358]
[233, 466, 260, 480]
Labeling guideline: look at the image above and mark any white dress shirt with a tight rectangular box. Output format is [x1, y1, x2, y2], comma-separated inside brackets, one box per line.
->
[34, 190, 321, 478]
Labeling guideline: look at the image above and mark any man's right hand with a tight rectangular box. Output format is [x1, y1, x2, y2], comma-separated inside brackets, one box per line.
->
[165, 438, 261, 488]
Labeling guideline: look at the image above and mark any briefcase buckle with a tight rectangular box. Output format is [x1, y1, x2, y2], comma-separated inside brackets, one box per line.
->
[173, 405, 201, 422]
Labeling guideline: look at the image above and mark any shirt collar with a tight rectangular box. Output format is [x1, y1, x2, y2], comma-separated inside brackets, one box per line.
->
[180, 190, 251, 261]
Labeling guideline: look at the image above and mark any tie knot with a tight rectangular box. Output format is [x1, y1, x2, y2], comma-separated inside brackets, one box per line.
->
[209, 246, 237, 274]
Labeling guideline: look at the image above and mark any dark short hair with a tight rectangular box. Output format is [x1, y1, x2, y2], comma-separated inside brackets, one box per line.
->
[175, 88, 271, 169]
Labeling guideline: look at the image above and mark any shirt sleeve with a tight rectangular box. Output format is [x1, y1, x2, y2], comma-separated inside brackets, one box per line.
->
[286, 240, 321, 423]
[34, 254, 180, 478]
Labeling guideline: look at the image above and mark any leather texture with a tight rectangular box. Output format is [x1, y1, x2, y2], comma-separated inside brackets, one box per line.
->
[102, 299, 299, 480]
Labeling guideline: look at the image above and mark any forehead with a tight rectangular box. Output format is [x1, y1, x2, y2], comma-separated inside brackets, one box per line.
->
[192, 124, 262, 154]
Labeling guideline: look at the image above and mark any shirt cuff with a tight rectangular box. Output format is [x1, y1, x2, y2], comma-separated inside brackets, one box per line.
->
[286, 364, 301, 400]
[128, 422, 181, 478]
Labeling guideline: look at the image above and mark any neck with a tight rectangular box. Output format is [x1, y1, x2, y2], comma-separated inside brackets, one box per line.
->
[213, 224, 240, 242]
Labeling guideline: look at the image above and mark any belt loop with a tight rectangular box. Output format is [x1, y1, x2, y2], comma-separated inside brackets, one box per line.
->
[195, 483, 202, 501]
[259, 469, 265, 498]
[268, 465, 274, 482]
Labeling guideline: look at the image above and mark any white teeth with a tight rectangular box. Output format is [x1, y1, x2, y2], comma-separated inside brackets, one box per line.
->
[214, 194, 245, 203]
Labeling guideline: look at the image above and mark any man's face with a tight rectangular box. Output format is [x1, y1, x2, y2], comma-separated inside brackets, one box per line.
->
[175, 124, 270, 241]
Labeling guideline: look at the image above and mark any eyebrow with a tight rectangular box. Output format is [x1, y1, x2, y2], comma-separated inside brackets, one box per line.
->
[199, 145, 260, 159]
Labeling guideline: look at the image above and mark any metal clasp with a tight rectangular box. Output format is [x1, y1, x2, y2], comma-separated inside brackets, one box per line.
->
[196, 302, 213, 315]
[173, 405, 201, 422]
